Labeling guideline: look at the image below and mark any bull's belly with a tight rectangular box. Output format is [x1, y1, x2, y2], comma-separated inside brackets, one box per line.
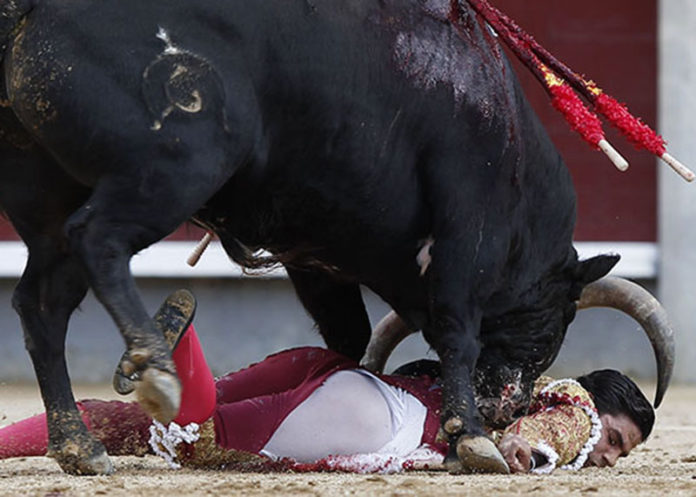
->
[200, 189, 432, 318]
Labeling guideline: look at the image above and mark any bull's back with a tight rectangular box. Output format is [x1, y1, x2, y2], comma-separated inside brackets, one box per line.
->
[6, 0, 517, 172]
[5, 0, 566, 257]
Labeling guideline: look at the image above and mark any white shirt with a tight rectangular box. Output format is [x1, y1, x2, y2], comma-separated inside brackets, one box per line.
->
[261, 369, 427, 462]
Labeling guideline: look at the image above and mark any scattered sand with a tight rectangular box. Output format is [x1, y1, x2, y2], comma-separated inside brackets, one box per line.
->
[2, 383, 696, 497]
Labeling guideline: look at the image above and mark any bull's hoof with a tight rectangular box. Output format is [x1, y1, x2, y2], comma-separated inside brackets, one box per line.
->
[135, 367, 181, 424]
[112, 289, 197, 396]
[113, 362, 137, 395]
[447, 436, 510, 474]
[50, 443, 114, 476]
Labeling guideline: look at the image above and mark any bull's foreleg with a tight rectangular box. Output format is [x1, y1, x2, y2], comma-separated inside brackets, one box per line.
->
[67, 225, 181, 424]
[64, 209, 181, 426]
[63, 131, 243, 425]
[13, 249, 112, 475]
[286, 268, 371, 361]
[423, 239, 509, 474]
[425, 316, 509, 473]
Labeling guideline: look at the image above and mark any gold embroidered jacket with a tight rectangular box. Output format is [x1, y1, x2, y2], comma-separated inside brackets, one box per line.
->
[496, 376, 602, 473]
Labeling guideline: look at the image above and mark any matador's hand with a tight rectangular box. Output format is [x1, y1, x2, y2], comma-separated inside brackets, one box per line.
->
[498, 434, 532, 473]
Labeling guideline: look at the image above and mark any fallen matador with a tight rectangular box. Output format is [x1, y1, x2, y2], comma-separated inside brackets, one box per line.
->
[0, 291, 653, 474]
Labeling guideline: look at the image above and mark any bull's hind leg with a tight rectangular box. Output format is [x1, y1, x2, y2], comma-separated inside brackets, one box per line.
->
[66, 206, 180, 424]
[0, 142, 111, 474]
[13, 248, 112, 474]
[64, 141, 241, 424]
[286, 268, 371, 362]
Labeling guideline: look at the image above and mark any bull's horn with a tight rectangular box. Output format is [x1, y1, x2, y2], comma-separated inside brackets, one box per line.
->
[360, 311, 416, 373]
[363, 277, 675, 407]
[577, 276, 675, 408]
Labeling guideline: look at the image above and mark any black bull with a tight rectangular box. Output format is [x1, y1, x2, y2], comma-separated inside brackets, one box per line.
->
[0, 0, 666, 475]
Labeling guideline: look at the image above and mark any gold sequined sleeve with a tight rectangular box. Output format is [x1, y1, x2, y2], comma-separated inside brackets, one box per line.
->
[500, 378, 601, 473]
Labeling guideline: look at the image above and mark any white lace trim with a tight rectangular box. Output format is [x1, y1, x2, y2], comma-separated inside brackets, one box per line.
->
[530, 441, 559, 475]
[538, 377, 580, 396]
[538, 378, 603, 471]
[149, 420, 201, 469]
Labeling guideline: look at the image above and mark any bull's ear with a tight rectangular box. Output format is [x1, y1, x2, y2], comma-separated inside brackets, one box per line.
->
[575, 254, 620, 284]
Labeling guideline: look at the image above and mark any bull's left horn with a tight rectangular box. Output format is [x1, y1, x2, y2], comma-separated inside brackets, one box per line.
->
[361, 311, 416, 373]
[577, 276, 675, 408]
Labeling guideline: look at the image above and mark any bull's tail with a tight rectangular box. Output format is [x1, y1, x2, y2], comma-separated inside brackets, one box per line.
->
[0, 0, 35, 63]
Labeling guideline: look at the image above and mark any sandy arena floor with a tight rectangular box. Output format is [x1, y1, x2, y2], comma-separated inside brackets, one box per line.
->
[2, 382, 696, 497]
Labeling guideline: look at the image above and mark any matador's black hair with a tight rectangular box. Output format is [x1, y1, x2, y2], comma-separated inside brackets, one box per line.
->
[576, 369, 655, 441]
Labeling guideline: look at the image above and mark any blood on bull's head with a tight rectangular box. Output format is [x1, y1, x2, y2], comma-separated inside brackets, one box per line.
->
[471, 267, 585, 428]
[473, 365, 528, 429]
[472, 307, 570, 428]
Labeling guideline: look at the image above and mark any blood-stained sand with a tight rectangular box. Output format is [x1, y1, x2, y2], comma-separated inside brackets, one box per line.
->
[2, 382, 696, 497]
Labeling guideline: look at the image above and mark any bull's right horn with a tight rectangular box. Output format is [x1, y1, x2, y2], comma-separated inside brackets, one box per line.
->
[577, 276, 675, 408]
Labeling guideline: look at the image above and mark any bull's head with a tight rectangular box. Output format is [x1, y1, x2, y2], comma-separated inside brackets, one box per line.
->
[472, 254, 621, 427]
[361, 256, 674, 429]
